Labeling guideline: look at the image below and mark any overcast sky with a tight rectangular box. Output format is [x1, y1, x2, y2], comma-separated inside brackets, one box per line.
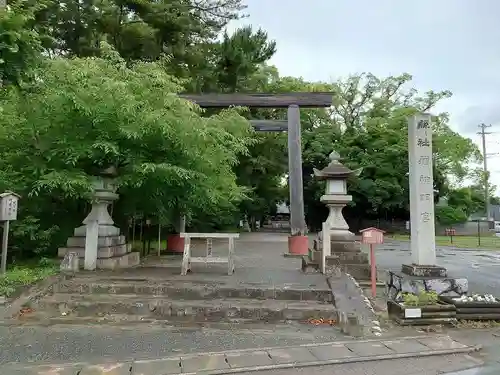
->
[228, 0, 500, 194]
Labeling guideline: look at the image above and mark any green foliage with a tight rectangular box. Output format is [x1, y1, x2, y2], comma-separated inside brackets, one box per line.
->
[0, 0, 49, 86]
[402, 291, 439, 306]
[0, 261, 58, 297]
[435, 206, 468, 226]
[298, 73, 481, 229]
[447, 187, 484, 217]
[0, 44, 254, 254]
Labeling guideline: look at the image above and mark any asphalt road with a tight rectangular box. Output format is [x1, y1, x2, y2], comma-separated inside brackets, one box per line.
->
[375, 240, 500, 295]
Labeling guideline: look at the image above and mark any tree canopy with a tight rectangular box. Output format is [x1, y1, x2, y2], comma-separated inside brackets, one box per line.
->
[0, 0, 495, 260]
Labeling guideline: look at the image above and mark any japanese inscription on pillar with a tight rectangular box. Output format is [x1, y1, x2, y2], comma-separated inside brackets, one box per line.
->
[408, 113, 436, 265]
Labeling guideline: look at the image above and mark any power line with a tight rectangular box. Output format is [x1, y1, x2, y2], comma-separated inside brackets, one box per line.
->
[478, 123, 493, 220]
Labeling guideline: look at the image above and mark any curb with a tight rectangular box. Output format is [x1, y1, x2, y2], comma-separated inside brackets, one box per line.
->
[8, 336, 481, 374]
[186, 345, 482, 375]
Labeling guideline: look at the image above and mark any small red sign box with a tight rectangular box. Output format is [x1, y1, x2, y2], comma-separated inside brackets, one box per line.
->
[445, 228, 456, 236]
[360, 227, 385, 245]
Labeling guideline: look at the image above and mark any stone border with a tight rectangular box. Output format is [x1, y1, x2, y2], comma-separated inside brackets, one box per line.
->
[345, 272, 382, 336]
[8, 335, 481, 375]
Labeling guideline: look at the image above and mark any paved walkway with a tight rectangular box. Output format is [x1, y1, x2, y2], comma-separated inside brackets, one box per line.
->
[4, 335, 479, 374]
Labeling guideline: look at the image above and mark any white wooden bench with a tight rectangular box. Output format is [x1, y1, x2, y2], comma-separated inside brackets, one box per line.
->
[179, 233, 239, 275]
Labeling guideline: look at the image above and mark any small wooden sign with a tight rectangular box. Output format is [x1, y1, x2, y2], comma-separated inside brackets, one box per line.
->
[360, 227, 385, 245]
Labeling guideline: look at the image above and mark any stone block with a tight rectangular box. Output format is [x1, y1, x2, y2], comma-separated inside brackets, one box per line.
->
[327, 261, 370, 280]
[78, 252, 140, 270]
[416, 336, 467, 350]
[329, 252, 368, 264]
[402, 263, 447, 278]
[181, 354, 229, 373]
[132, 358, 181, 375]
[74, 224, 120, 237]
[67, 235, 126, 248]
[386, 270, 468, 302]
[79, 363, 131, 375]
[382, 339, 430, 354]
[308, 344, 354, 361]
[59, 244, 128, 259]
[225, 351, 274, 368]
[330, 240, 361, 253]
[345, 341, 394, 356]
[267, 347, 317, 364]
[60, 252, 79, 272]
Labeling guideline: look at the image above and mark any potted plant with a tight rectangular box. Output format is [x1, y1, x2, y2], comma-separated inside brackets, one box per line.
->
[387, 291, 456, 325]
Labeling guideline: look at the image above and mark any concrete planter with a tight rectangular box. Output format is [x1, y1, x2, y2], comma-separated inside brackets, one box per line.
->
[440, 295, 500, 320]
[387, 300, 456, 326]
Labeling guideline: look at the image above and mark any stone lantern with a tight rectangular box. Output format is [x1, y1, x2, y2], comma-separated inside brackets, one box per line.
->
[58, 166, 139, 271]
[311, 151, 369, 278]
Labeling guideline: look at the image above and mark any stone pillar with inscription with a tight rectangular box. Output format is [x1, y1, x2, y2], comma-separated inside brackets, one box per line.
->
[403, 113, 443, 276]
[386, 113, 468, 301]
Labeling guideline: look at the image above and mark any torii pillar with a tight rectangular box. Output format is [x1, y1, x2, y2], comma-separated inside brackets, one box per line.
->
[287, 105, 308, 255]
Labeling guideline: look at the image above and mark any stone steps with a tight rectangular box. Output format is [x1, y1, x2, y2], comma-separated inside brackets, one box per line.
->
[53, 280, 333, 302]
[34, 293, 336, 323]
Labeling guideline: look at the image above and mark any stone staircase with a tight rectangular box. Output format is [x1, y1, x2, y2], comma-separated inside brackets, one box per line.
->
[26, 271, 337, 325]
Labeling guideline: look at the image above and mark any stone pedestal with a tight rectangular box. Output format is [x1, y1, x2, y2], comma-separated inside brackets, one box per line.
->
[58, 235, 139, 270]
[386, 271, 468, 302]
[308, 232, 370, 280]
[58, 178, 139, 270]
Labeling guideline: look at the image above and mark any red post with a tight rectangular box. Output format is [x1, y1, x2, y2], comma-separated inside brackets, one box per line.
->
[359, 227, 385, 299]
[370, 243, 376, 297]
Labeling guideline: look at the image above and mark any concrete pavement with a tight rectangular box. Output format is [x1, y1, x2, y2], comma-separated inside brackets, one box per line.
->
[3, 335, 479, 374]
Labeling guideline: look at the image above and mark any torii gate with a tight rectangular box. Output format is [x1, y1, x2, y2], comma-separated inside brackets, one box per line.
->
[180, 93, 333, 255]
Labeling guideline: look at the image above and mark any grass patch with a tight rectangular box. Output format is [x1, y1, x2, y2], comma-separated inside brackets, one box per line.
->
[390, 234, 500, 249]
[0, 258, 58, 297]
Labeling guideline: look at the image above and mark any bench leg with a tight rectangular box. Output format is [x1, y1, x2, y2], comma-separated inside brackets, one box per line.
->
[227, 237, 235, 275]
[181, 237, 191, 275]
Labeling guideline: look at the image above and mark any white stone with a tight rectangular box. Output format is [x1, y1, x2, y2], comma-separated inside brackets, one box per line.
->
[60, 252, 79, 272]
[58, 244, 128, 259]
[66, 235, 125, 248]
[84, 220, 99, 270]
[74, 224, 120, 237]
[408, 113, 436, 265]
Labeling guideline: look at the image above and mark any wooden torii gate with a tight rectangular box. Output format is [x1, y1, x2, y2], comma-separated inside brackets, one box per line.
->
[180, 93, 333, 255]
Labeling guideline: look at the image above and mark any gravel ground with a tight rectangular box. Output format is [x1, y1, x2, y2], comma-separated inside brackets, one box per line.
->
[0, 323, 341, 365]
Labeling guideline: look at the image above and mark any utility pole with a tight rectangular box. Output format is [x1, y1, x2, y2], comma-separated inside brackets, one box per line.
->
[478, 123, 492, 222]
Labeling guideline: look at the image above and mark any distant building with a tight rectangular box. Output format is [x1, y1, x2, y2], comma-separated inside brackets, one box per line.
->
[492, 205, 500, 221]
[276, 202, 290, 215]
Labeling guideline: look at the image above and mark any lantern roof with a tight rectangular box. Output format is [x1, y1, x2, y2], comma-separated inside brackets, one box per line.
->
[313, 151, 362, 180]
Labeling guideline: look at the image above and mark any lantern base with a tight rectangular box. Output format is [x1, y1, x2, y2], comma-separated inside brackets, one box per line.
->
[287, 235, 308, 255]
[402, 263, 447, 278]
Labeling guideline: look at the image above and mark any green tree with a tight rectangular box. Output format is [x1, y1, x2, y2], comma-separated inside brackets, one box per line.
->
[300, 73, 481, 230]
[0, 45, 253, 257]
[435, 206, 468, 227]
[0, 0, 48, 86]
